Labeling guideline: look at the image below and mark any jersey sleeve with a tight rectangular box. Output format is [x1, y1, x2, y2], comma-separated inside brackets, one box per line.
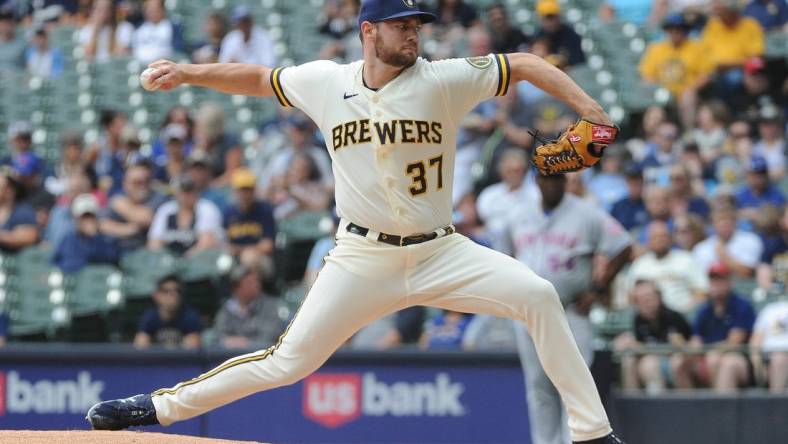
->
[269, 60, 340, 121]
[430, 53, 512, 123]
[591, 207, 632, 257]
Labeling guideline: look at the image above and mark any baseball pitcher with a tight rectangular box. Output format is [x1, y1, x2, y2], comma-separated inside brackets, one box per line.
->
[87, 2, 624, 443]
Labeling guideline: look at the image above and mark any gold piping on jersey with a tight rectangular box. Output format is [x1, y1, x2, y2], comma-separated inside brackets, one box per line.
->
[494, 54, 511, 97]
[270, 67, 293, 108]
[151, 264, 325, 397]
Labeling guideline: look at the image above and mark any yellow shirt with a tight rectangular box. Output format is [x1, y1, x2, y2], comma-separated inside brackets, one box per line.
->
[639, 39, 712, 96]
[701, 16, 765, 69]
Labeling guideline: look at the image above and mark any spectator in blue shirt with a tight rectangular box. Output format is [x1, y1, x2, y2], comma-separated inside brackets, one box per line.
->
[736, 155, 786, 225]
[25, 25, 64, 79]
[0, 169, 38, 253]
[134, 274, 202, 349]
[743, 0, 788, 31]
[611, 164, 649, 231]
[420, 310, 472, 349]
[52, 193, 119, 273]
[224, 168, 276, 278]
[93, 109, 128, 197]
[534, 1, 585, 67]
[678, 263, 756, 392]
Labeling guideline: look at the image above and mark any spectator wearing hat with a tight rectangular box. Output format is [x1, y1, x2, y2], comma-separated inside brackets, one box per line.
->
[153, 123, 190, 185]
[185, 151, 229, 212]
[677, 263, 756, 392]
[191, 11, 228, 64]
[223, 169, 276, 276]
[0, 169, 38, 253]
[100, 161, 166, 256]
[148, 175, 223, 256]
[640, 120, 680, 186]
[616, 280, 692, 393]
[627, 220, 709, 314]
[44, 130, 86, 198]
[486, 3, 529, 53]
[749, 297, 788, 393]
[149, 107, 194, 166]
[218, 5, 276, 67]
[743, 0, 788, 31]
[79, 0, 134, 63]
[735, 155, 785, 224]
[0, 9, 25, 74]
[25, 25, 64, 79]
[756, 206, 788, 292]
[3, 121, 41, 168]
[727, 57, 781, 121]
[532, 0, 585, 68]
[701, 0, 765, 75]
[262, 113, 332, 193]
[752, 106, 785, 181]
[93, 109, 128, 197]
[134, 274, 202, 349]
[131, 0, 182, 64]
[52, 193, 118, 274]
[611, 164, 649, 232]
[43, 168, 95, 249]
[639, 13, 712, 129]
[211, 265, 283, 349]
[694, 205, 763, 278]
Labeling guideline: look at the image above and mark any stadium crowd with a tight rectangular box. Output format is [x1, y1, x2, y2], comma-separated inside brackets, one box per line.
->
[0, 0, 786, 394]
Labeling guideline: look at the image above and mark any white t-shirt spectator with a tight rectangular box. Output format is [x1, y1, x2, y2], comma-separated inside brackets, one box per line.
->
[753, 138, 786, 178]
[627, 249, 709, 313]
[477, 180, 539, 246]
[148, 199, 223, 253]
[753, 301, 788, 352]
[132, 19, 174, 64]
[218, 26, 276, 66]
[692, 230, 764, 272]
[79, 22, 134, 63]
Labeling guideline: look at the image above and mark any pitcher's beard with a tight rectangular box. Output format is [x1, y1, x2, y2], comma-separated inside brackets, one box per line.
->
[375, 36, 417, 68]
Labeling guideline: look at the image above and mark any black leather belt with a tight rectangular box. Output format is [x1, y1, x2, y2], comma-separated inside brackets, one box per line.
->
[346, 222, 455, 246]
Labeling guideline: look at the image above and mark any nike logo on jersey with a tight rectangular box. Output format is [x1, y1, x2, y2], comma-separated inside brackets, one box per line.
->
[343, 92, 358, 99]
[332, 119, 443, 151]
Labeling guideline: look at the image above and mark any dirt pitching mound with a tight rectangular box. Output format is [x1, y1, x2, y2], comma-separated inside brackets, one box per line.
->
[0, 430, 266, 444]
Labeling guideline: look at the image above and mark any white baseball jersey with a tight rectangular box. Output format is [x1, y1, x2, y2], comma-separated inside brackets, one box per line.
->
[269, 54, 511, 235]
[505, 195, 631, 304]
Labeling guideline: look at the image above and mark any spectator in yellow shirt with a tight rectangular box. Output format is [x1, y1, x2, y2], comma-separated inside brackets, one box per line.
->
[639, 13, 712, 129]
[701, 0, 765, 72]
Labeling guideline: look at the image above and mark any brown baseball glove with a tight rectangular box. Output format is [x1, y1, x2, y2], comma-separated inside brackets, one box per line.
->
[531, 119, 619, 176]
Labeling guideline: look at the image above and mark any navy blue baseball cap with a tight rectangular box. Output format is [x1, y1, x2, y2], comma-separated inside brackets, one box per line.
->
[358, 0, 437, 27]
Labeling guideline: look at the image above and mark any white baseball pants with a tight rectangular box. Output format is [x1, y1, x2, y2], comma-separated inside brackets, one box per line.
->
[151, 228, 612, 442]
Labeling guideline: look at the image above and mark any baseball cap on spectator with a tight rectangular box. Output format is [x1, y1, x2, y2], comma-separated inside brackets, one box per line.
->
[163, 123, 187, 142]
[758, 104, 781, 123]
[60, 128, 83, 147]
[186, 150, 211, 168]
[232, 5, 252, 22]
[0, 8, 14, 21]
[8, 120, 32, 139]
[536, 0, 561, 17]
[624, 163, 643, 179]
[229, 264, 254, 287]
[71, 193, 99, 218]
[12, 152, 43, 177]
[708, 262, 730, 278]
[743, 57, 766, 76]
[747, 155, 769, 175]
[357, 0, 437, 27]
[662, 13, 688, 30]
[172, 175, 197, 193]
[232, 168, 257, 189]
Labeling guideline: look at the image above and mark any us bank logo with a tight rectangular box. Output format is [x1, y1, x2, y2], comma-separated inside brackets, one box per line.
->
[302, 372, 466, 428]
[0, 370, 104, 415]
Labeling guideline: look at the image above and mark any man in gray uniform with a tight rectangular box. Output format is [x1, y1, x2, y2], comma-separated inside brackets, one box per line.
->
[506, 173, 632, 444]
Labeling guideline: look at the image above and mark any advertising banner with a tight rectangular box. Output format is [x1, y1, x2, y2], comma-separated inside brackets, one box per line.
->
[0, 360, 531, 443]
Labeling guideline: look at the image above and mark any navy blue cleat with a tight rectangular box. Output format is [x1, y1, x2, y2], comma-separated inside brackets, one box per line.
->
[86, 393, 160, 430]
[574, 432, 627, 444]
